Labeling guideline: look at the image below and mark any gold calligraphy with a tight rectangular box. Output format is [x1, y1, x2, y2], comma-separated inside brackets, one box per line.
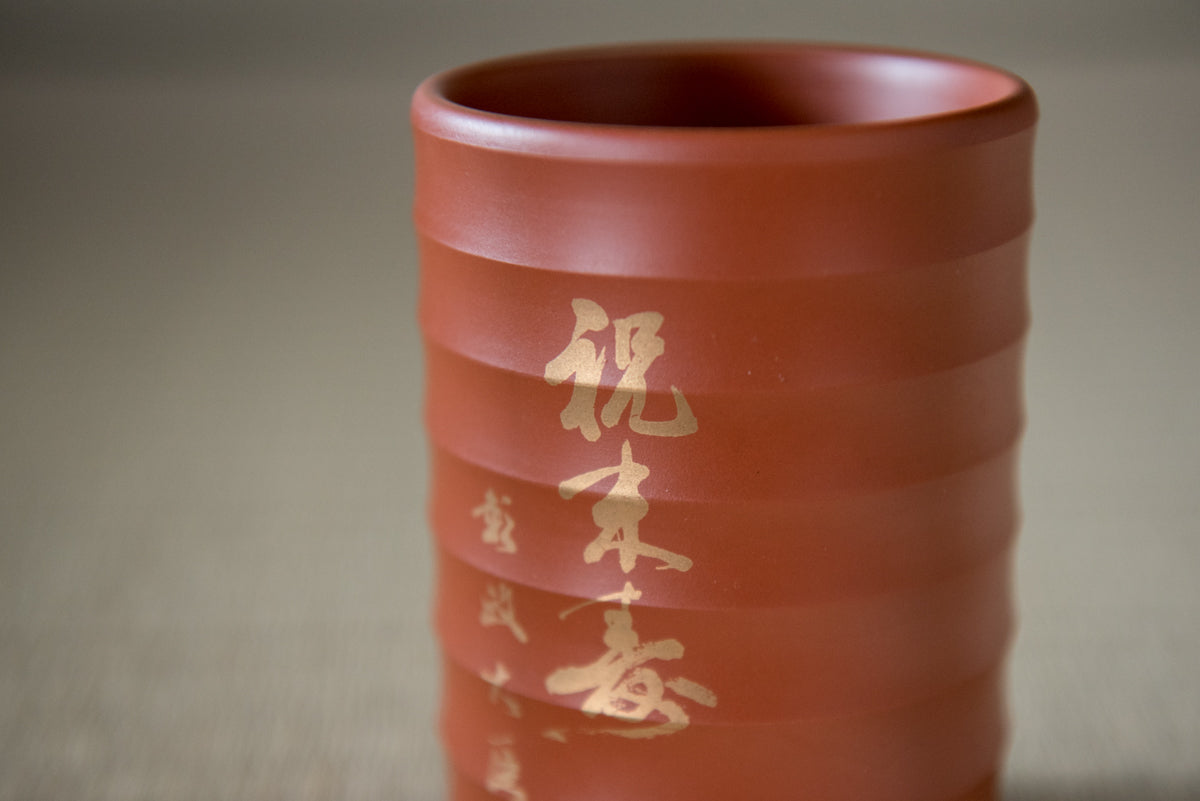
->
[485, 735, 528, 801]
[544, 298, 698, 442]
[480, 582, 529, 644]
[541, 299, 713, 746]
[559, 439, 692, 574]
[544, 582, 716, 739]
[481, 661, 523, 719]
[472, 488, 517, 555]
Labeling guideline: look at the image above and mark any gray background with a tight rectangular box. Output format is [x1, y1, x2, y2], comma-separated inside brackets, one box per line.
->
[2, 1, 1197, 799]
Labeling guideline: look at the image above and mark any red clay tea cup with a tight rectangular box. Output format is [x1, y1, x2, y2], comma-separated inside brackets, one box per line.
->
[413, 40, 1037, 801]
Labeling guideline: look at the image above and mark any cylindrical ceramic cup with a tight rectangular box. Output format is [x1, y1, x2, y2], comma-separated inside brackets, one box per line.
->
[412, 41, 1037, 801]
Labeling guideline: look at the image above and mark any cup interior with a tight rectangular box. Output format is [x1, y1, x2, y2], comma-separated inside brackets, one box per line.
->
[437, 45, 1024, 128]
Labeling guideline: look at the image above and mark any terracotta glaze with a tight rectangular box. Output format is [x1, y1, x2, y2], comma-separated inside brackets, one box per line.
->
[412, 41, 1037, 801]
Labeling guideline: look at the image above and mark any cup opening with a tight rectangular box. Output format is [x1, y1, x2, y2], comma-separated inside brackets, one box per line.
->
[436, 45, 1025, 129]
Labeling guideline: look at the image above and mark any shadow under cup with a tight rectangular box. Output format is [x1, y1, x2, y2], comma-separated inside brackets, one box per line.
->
[413, 42, 1037, 801]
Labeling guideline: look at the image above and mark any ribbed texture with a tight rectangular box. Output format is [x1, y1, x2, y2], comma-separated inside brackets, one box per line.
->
[414, 42, 1036, 801]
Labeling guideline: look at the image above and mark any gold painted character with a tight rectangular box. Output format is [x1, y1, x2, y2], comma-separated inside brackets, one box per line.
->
[544, 299, 697, 441]
[480, 582, 529, 644]
[472, 488, 517, 555]
[559, 440, 692, 574]
[602, 311, 697, 438]
[485, 736, 528, 801]
[544, 298, 609, 442]
[480, 662, 522, 719]
[544, 583, 716, 739]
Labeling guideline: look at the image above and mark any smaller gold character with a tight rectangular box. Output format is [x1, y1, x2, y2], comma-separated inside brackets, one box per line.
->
[485, 736, 528, 801]
[480, 662, 522, 719]
[472, 488, 517, 555]
[480, 582, 529, 644]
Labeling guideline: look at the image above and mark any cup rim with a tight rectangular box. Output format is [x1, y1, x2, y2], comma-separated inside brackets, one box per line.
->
[411, 41, 1038, 163]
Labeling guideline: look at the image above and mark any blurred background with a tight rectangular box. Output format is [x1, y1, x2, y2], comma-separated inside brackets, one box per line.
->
[1, 1, 1197, 799]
